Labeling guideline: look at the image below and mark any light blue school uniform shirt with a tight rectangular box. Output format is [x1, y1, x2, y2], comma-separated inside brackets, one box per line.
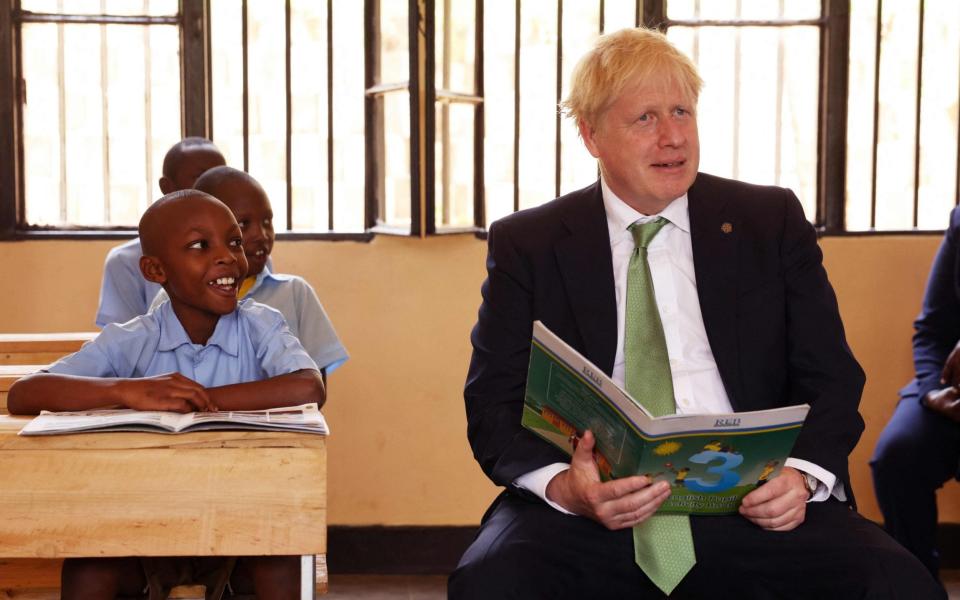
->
[96, 238, 163, 328]
[151, 267, 348, 373]
[51, 298, 318, 386]
[96, 238, 275, 328]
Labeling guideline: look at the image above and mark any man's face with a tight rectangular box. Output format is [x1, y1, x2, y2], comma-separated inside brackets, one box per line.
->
[214, 178, 275, 278]
[580, 76, 699, 214]
[154, 199, 249, 331]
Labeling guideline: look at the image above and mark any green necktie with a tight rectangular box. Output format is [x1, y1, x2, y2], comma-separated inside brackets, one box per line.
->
[625, 217, 696, 595]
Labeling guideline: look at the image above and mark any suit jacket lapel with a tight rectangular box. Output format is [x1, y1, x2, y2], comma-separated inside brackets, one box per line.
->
[688, 175, 743, 408]
[553, 183, 618, 376]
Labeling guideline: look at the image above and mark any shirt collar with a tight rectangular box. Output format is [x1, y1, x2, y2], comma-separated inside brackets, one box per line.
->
[246, 267, 271, 297]
[206, 305, 241, 357]
[156, 298, 241, 356]
[157, 301, 192, 351]
[600, 176, 690, 238]
[246, 265, 290, 296]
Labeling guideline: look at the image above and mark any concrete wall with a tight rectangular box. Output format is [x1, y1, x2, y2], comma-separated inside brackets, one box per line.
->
[0, 232, 956, 524]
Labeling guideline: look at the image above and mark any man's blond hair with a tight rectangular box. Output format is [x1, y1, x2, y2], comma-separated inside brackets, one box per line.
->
[561, 28, 702, 130]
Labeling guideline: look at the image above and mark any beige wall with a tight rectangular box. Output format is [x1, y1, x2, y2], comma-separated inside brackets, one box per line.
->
[0, 233, 957, 525]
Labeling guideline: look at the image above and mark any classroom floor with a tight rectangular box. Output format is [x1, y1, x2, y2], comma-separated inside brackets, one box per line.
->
[322, 571, 960, 599]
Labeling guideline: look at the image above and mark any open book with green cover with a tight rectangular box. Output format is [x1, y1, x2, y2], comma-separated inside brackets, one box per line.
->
[522, 321, 809, 515]
[18, 402, 328, 436]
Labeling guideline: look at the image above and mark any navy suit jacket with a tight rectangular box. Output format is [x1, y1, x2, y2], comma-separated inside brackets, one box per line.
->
[464, 173, 866, 502]
[902, 206, 960, 404]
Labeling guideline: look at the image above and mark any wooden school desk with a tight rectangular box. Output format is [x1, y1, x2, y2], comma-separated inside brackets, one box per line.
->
[0, 415, 327, 598]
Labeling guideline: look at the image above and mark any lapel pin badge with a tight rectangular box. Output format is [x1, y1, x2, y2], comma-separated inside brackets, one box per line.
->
[721, 222, 733, 234]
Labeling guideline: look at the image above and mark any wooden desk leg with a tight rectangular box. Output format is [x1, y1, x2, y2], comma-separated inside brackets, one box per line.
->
[301, 554, 316, 599]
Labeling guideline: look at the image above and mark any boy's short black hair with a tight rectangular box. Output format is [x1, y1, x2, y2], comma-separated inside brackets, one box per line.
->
[161, 137, 222, 179]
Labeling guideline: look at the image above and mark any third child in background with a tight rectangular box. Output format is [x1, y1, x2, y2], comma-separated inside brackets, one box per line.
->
[96, 137, 226, 327]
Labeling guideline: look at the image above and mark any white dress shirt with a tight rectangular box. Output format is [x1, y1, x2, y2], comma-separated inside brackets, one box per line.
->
[515, 179, 844, 513]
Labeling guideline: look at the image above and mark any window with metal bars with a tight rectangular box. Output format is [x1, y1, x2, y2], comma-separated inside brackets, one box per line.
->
[1, 0, 958, 238]
[475, 0, 831, 230]
[0, 0, 372, 239]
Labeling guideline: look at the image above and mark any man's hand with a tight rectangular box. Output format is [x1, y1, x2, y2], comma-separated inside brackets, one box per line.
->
[923, 387, 960, 422]
[941, 343, 960, 388]
[117, 372, 215, 413]
[739, 466, 808, 531]
[545, 430, 671, 530]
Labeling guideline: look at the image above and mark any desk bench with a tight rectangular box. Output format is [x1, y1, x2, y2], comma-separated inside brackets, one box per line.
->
[0, 332, 96, 365]
[0, 415, 327, 598]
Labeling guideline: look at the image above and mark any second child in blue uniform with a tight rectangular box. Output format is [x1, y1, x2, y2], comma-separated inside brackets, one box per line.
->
[152, 166, 349, 375]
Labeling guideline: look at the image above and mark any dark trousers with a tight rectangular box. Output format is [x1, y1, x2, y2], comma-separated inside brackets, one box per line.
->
[871, 394, 960, 577]
[449, 491, 943, 599]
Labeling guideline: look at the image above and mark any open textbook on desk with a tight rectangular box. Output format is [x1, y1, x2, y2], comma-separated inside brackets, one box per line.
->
[18, 402, 328, 436]
[522, 321, 809, 515]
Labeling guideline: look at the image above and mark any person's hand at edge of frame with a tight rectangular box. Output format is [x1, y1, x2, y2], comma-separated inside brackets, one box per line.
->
[545, 429, 671, 530]
[923, 387, 960, 423]
[940, 343, 960, 388]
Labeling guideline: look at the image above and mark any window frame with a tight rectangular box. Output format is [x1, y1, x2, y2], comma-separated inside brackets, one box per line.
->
[458, 0, 862, 236]
[364, 0, 485, 237]
[655, 0, 848, 233]
[0, 0, 372, 241]
[0, 0, 19, 238]
[649, 0, 951, 237]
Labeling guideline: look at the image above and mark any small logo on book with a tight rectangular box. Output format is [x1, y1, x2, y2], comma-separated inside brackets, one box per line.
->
[582, 366, 603, 388]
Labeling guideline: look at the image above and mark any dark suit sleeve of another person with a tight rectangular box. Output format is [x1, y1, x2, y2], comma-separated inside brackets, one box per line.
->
[464, 213, 570, 488]
[761, 186, 866, 492]
[910, 207, 960, 403]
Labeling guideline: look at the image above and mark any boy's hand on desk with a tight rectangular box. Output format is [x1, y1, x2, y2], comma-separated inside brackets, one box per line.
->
[118, 372, 216, 413]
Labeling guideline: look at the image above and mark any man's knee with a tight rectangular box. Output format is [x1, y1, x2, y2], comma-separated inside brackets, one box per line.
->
[860, 541, 946, 599]
[873, 423, 924, 467]
[872, 427, 956, 493]
[872, 405, 949, 477]
[818, 507, 945, 599]
[449, 530, 542, 599]
[450, 502, 591, 600]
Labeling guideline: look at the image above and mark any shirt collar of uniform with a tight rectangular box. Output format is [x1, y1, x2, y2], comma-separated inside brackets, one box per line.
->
[600, 176, 690, 239]
[247, 264, 292, 296]
[156, 298, 241, 357]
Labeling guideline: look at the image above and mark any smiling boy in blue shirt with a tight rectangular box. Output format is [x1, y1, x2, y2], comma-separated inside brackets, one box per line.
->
[10, 190, 320, 599]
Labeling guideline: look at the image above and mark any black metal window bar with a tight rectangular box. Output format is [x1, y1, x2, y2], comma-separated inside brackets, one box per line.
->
[476, 0, 844, 231]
